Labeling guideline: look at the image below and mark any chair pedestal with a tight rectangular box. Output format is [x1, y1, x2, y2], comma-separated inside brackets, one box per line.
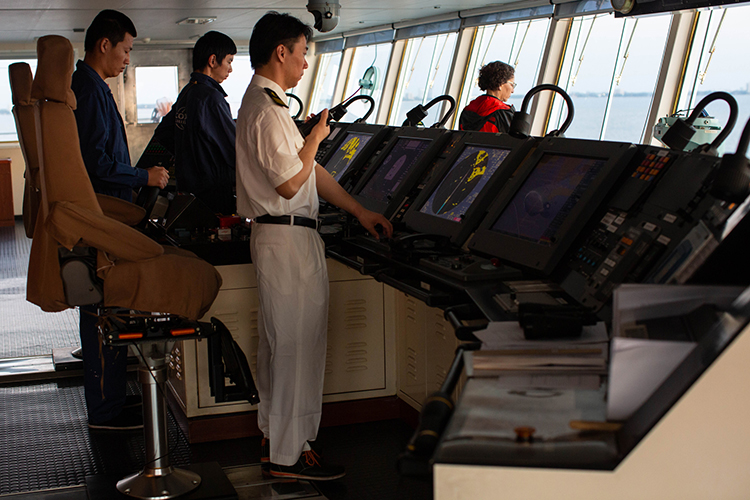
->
[117, 341, 201, 500]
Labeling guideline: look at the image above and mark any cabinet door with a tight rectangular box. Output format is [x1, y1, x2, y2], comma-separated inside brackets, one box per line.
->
[395, 291, 426, 408]
[424, 307, 459, 397]
[323, 279, 386, 395]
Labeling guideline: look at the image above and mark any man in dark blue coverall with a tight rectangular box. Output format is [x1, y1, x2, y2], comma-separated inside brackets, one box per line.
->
[72, 9, 170, 431]
[154, 31, 237, 215]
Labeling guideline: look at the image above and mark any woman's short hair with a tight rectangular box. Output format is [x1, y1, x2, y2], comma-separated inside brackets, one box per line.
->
[249, 11, 313, 69]
[477, 61, 514, 92]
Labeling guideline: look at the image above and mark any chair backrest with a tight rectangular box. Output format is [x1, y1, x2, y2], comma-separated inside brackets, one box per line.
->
[31, 35, 103, 220]
[9, 62, 40, 238]
[26, 35, 105, 312]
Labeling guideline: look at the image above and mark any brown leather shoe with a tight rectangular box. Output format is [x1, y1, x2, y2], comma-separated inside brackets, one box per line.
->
[269, 449, 345, 481]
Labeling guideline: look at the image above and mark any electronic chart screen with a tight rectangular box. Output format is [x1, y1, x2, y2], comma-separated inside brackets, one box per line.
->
[419, 146, 511, 222]
[357, 137, 431, 203]
[325, 132, 374, 182]
[490, 154, 607, 245]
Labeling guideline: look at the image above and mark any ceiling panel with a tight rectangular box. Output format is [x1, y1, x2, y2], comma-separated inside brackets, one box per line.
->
[0, 0, 518, 44]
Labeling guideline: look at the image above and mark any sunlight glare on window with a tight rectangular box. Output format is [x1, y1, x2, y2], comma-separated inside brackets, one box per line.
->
[602, 14, 671, 143]
[342, 43, 392, 123]
[309, 52, 342, 115]
[548, 13, 669, 143]
[550, 14, 621, 140]
[389, 33, 458, 127]
[677, 5, 750, 154]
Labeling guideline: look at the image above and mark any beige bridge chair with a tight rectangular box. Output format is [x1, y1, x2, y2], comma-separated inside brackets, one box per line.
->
[10, 61, 151, 360]
[10, 62, 148, 239]
[26, 34, 246, 499]
[9, 62, 41, 239]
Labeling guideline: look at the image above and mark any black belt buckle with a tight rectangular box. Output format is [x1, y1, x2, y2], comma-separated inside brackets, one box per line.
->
[290, 215, 318, 230]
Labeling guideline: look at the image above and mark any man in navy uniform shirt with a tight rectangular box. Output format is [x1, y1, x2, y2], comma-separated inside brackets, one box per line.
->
[72, 10, 169, 201]
[154, 31, 237, 215]
[71, 9, 169, 431]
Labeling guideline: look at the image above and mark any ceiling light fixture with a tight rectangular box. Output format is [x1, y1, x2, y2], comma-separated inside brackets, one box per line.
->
[177, 17, 216, 25]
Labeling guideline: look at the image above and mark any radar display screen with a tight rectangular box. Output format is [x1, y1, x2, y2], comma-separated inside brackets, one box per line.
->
[490, 154, 607, 245]
[325, 132, 373, 181]
[358, 137, 431, 203]
[419, 145, 511, 222]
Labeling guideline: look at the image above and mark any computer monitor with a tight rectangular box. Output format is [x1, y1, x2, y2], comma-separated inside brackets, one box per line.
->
[469, 137, 636, 275]
[315, 122, 351, 166]
[352, 127, 451, 218]
[403, 132, 537, 246]
[320, 123, 393, 188]
[325, 132, 373, 180]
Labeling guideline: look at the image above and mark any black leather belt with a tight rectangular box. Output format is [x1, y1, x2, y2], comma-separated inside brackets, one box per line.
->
[254, 214, 318, 229]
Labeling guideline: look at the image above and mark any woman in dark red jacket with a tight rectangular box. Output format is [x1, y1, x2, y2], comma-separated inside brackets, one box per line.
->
[459, 61, 516, 133]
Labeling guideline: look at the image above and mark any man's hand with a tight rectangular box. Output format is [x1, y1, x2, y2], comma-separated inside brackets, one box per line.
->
[146, 166, 169, 189]
[355, 207, 393, 240]
[308, 109, 330, 144]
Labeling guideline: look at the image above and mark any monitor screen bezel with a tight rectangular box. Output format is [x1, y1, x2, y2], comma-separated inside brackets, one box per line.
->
[469, 137, 636, 275]
[402, 132, 537, 246]
[351, 126, 452, 218]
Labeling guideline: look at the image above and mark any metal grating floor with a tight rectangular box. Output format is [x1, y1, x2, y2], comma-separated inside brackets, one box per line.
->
[0, 377, 194, 496]
[0, 220, 432, 500]
[0, 221, 79, 359]
[0, 374, 432, 499]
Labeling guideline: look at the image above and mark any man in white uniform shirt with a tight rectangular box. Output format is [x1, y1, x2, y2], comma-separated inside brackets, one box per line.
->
[236, 11, 393, 481]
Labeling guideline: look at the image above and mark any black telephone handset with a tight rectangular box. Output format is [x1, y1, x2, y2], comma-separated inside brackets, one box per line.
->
[297, 102, 348, 137]
[297, 112, 330, 137]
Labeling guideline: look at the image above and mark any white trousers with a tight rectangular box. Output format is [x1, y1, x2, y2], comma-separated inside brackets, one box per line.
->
[250, 222, 329, 466]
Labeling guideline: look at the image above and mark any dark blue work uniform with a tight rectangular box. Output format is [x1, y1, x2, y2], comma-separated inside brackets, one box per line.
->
[72, 60, 148, 202]
[154, 72, 236, 214]
[72, 59, 146, 424]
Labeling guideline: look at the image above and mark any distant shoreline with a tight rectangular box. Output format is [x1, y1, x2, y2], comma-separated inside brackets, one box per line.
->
[567, 90, 750, 98]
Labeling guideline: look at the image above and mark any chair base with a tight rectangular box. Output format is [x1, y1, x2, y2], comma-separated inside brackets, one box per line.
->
[117, 466, 201, 500]
[85, 462, 237, 500]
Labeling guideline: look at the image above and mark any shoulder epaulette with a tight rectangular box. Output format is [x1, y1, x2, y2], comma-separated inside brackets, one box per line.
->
[264, 88, 289, 108]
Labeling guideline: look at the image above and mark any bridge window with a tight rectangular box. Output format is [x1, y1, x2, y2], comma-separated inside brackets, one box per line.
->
[221, 55, 254, 119]
[0, 59, 37, 142]
[676, 5, 750, 154]
[309, 52, 343, 115]
[548, 12, 671, 143]
[457, 18, 551, 125]
[134, 66, 178, 124]
[342, 43, 392, 123]
[389, 32, 458, 127]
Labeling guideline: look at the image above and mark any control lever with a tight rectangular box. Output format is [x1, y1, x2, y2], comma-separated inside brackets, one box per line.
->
[397, 341, 482, 476]
[389, 232, 452, 254]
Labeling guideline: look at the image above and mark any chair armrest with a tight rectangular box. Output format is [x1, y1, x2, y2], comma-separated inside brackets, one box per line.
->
[96, 194, 146, 226]
[46, 200, 163, 261]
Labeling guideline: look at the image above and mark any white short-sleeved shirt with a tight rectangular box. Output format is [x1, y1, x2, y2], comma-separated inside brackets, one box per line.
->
[236, 74, 318, 219]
